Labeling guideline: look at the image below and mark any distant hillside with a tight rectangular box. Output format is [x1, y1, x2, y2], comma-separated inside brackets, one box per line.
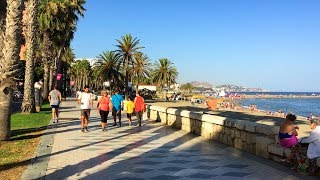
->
[213, 84, 268, 92]
[190, 81, 213, 88]
[189, 81, 268, 92]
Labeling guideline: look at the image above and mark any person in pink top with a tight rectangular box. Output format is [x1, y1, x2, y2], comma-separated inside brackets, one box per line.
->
[134, 92, 146, 126]
[97, 90, 112, 131]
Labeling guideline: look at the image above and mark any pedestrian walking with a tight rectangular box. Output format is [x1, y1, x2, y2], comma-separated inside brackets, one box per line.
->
[77, 85, 93, 132]
[48, 85, 62, 123]
[111, 90, 124, 127]
[134, 92, 146, 126]
[125, 96, 135, 126]
[97, 90, 112, 131]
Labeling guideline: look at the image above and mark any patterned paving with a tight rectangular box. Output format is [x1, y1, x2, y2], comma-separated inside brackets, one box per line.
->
[41, 100, 312, 180]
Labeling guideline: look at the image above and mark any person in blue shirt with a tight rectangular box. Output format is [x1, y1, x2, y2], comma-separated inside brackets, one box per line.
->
[111, 90, 124, 127]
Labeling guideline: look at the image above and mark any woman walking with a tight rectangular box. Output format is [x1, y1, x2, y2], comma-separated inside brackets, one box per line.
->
[134, 92, 146, 126]
[97, 90, 112, 131]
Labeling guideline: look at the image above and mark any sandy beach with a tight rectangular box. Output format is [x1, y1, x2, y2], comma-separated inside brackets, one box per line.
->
[146, 100, 312, 138]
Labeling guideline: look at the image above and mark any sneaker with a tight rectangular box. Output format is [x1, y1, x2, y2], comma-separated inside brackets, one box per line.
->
[85, 127, 90, 132]
[81, 128, 85, 133]
[56, 118, 59, 123]
[52, 119, 56, 123]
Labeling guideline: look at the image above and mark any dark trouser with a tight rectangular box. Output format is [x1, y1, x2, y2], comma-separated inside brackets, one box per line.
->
[136, 111, 143, 126]
[100, 110, 109, 123]
[112, 109, 121, 126]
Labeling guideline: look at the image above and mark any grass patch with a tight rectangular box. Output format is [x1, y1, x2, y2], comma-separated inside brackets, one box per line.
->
[0, 103, 51, 180]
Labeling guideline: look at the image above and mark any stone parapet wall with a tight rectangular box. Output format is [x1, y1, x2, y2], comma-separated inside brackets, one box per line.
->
[146, 105, 320, 167]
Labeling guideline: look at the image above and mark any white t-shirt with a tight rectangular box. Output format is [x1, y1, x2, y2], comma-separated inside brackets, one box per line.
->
[79, 92, 92, 109]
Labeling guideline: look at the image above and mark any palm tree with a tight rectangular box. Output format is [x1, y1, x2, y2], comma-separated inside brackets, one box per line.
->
[0, 0, 6, 60]
[0, 0, 23, 140]
[38, 0, 64, 100]
[21, 0, 38, 113]
[152, 58, 178, 92]
[131, 52, 151, 93]
[53, 0, 85, 88]
[68, 59, 91, 91]
[115, 34, 144, 99]
[97, 51, 122, 92]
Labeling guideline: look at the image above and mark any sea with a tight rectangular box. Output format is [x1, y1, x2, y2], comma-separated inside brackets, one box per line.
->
[233, 92, 320, 118]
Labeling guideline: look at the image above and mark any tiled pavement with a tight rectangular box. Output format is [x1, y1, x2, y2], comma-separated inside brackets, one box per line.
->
[28, 99, 317, 180]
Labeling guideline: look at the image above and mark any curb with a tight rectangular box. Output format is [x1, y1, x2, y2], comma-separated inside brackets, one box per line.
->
[21, 123, 57, 180]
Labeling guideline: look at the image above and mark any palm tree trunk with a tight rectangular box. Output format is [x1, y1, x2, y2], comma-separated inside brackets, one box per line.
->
[49, 65, 53, 90]
[0, 0, 6, 60]
[124, 56, 129, 99]
[0, 0, 23, 140]
[42, 31, 50, 100]
[21, 0, 37, 113]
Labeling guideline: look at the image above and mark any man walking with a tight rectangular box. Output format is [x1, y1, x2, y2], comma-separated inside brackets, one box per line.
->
[48, 85, 62, 123]
[77, 86, 93, 132]
[111, 90, 124, 127]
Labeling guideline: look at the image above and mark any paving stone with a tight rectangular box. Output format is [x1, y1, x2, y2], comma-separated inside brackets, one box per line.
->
[159, 167, 185, 172]
[223, 164, 250, 169]
[150, 175, 180, 180]
[221, 171, 250, 177]
[187, 173, 216, 179]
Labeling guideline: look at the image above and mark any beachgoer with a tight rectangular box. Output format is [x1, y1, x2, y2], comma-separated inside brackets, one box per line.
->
[134, 92, 146, 126]
[125, 96, 135, 126]
[48, 85, 62, 123]
[97, 90, 112, 131]
[77, 86, 93, 132]
[284, 118, 320, 175]
[111, 90, 124, 127]
[278, 114, 299, 164]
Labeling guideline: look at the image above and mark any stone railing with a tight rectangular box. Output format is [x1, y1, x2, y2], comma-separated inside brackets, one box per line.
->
[146, 105, 320, 167]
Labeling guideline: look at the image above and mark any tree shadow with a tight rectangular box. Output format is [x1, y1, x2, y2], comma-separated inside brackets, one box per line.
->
[42, 125, 197, 179]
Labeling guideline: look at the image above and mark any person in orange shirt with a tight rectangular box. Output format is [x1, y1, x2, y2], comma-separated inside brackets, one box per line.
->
[134, 92, 146, 126]
[97, 90, 112, 131]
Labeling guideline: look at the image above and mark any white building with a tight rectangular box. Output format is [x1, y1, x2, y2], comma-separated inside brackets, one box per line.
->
[75, 58, 100, 68]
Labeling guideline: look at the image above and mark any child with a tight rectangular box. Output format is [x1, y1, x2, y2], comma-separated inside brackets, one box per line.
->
[81, 111, 89, 133]
[125, 96, 135, 126]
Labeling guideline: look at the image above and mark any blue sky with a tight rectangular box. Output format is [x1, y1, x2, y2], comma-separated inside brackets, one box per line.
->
[71, 0, 320, 92]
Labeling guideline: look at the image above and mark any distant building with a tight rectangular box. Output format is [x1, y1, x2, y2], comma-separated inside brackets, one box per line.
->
[75, 58, 100, 68]
[170, 83, 181, 91]
[133, 85, 157, 92]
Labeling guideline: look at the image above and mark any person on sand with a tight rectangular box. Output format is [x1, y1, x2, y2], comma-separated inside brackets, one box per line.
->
[134, 92, 146, 126]
[77, 86, 93, 132]
[279, 114, 299, 149]
[48, 85, 62, 123]
[97, 90, 112, 131]
[125, 96, 135, 126]
[282, 118, 320, 175]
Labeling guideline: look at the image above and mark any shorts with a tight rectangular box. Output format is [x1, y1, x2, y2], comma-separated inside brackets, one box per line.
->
[112, 108, 121, 117]
[51, 105, 59, 108]
[80, 109, 91, 117]
[127, 113, 132, 118]
[100, 110, 109, 123]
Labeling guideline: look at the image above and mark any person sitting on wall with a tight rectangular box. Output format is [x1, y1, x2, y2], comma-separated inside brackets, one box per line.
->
[282, 118, 320, 175]
[278, 114, 299, 148]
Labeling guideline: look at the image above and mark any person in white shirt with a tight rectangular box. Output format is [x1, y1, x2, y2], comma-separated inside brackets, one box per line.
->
[300, 118, 320, 159]
[77, 86, 93, 132]
[283, 118, 320, 175]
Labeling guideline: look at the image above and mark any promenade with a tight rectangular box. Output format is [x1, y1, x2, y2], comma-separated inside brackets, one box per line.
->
[22, 99, 316, 180]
